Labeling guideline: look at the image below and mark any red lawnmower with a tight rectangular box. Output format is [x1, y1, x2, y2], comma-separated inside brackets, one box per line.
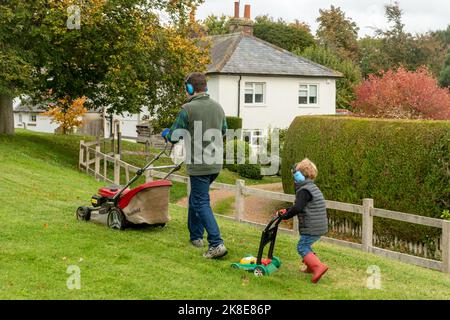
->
[76, 143, 182, 230]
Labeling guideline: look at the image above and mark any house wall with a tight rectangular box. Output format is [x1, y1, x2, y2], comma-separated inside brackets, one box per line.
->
[14, 112, 59, 133]
[207, 74, 336, 131]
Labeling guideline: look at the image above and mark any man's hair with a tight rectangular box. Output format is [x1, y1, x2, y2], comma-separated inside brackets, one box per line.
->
[296, 158, 318, 180]
[186, 72, 207, 93]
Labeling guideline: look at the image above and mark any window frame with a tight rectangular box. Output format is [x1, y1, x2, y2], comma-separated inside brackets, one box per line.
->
[243, 129, 266, 147]
[30, 113, 37, 123]
[243, 82, 266, 106]
[298, 83, 319, 107]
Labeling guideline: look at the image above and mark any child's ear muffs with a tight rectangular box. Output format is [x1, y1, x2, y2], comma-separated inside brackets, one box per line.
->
[293, 171, 306, 183]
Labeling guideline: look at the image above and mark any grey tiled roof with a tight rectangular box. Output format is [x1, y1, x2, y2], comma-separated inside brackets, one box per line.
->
[207, 33, 342, 78]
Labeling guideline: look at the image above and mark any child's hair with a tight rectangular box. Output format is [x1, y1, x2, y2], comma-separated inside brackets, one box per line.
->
[296, 158, 318, 180]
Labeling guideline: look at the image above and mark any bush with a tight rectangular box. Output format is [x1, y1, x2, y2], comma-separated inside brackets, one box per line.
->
[225, 116, 242, 130]
[237, 163, 262, 180]
[282, 116, 450, 243]
[223, 139, 251, 172]
[352, 67, 450, 120]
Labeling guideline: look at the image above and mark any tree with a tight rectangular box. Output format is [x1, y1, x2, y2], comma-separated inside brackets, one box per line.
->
[297, 46, 362, 110]
[202, 14, 230, 35]
[440, 53, 450, 89]
[1, 0, 209, 134]
[352, 67, 450, 120]
[253, 15, 315, 52]
[316, 5, 359, 62]
[42, 97, 88, 134]
[0, 1, 36, 134]
[358, 37, 391, 78]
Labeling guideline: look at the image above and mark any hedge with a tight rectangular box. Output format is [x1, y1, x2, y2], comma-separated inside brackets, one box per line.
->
[226, 116, 243, 130]
[281, 116, 450, 243]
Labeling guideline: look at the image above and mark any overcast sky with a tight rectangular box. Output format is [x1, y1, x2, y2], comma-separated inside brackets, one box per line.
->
[196, 0, 450, 37]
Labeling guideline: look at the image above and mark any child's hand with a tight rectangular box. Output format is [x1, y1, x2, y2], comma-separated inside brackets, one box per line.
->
[277, 209, 287, 217]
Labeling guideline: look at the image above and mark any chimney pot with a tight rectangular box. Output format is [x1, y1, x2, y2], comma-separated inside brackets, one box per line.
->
[244, 4, 251, 19]
[234, 2, 240, 18]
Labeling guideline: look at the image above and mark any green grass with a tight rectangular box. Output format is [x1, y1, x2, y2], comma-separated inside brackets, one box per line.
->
[213, 196, 235, 216]
[1, 130, 450, 299]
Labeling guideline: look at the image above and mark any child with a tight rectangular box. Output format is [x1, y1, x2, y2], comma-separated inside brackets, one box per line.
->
[277, 158, 329, 283]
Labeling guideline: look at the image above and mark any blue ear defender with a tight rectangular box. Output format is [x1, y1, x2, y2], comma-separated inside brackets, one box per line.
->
[185, 82, 195, 95]
[294, 171, 306, 183]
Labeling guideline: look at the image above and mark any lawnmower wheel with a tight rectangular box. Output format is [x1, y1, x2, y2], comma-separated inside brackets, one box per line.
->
[271, 256, 281, 268]
[76, 206, 91, 221]
[253, 266, 266, 277]
[107, 208, 126, 230]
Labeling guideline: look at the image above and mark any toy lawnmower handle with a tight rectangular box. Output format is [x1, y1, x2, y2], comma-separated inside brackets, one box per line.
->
[265, 215, 282, 232]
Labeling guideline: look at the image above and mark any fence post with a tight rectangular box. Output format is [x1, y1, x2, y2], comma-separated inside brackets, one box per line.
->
[362, 198, 374, 253]
[79, 140, 85, 170]
[186, 177, 191, 210]
[94, 146, 101, 181]
[235, 179, 245, 221]
[442, 220, 450, 274]
[145, 170, 153, 183]
[293, 216, 299, 236]
[85, 146, 90, 174]
[114, 154, 121, 185]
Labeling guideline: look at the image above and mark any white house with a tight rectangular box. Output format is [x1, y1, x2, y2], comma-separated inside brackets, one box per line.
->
[205, 4, 342, 146]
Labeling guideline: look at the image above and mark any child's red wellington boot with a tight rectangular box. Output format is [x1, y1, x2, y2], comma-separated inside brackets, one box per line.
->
[303, 252, 329, 283]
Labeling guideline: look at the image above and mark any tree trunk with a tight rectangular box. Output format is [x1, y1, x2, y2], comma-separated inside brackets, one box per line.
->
[0, 94, 14, 135]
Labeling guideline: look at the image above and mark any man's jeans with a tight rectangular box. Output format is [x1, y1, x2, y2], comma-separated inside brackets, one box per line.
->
[188, 174, 223, 248]
[297, 234, 321, 258]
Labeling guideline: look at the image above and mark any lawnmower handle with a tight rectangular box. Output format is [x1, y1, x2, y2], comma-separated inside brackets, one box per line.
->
[265, 215, 282, 232]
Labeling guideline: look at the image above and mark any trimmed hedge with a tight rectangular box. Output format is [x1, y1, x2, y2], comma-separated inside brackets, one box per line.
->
[226, 116, 243, 130]
[282, 116, 450, 243]
[238, 163, 263, 180]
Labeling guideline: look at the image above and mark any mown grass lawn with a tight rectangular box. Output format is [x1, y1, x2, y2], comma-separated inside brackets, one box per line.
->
[1, 130, 450, 299]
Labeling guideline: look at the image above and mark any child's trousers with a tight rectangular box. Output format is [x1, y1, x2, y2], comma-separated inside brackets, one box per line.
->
[297, 234, 321, 258]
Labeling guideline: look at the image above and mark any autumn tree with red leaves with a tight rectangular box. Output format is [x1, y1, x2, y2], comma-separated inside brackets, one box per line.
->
[352, 67, 450, 120]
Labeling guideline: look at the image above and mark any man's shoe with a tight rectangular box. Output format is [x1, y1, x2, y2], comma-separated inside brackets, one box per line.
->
[203, 244, 228, 259]
[191, 239, 204, 248]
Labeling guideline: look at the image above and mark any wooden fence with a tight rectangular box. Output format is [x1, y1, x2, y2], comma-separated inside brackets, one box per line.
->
[79, 140, 450, 274]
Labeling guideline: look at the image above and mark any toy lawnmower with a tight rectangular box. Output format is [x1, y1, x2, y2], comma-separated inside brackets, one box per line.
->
[231, 215, 282, 277]
[76, 143, 182, 230]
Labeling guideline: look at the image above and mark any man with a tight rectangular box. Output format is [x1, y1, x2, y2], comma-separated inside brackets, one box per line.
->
[163, 72, 228, 259]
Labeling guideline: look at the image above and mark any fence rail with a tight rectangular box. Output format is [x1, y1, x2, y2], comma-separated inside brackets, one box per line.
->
[78, 140, 450, 274]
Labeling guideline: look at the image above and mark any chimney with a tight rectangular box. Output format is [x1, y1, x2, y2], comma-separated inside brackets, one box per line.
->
[229, 3, 254, 36]
[234, 1, 240, 18]
[244, 4, 251, 19]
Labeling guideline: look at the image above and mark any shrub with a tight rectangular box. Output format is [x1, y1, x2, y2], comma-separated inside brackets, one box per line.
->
[237, 163, 262, 180]
[223, 139, 251, 172]
[352, 67, 450, 120]
[226, 116, 242, 130]
[282, 116, 450, 243]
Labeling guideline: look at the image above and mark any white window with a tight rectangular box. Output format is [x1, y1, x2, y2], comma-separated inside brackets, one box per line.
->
[18, 114, 23, 123]
[30, 114, 37, 122]
[244, 82, 265, 105]
[299, 84, 318, 105]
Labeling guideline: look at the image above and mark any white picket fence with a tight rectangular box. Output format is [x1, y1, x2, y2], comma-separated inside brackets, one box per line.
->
[79, 140, 450, 274]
